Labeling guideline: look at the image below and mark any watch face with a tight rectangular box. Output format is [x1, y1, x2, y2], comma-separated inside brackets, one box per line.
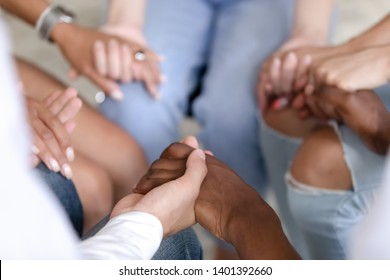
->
[53, 6, 75, 21]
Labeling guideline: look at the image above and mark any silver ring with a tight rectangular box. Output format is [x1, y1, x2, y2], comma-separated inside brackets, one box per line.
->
[134, 50, 146, 62]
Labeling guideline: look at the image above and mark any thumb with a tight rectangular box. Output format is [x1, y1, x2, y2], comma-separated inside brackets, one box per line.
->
[176, 149, 207, 191]
[181, 136, 199, 149]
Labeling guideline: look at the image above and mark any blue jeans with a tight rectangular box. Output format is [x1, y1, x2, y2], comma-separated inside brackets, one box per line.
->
[34, 163, 84, 237]
[101, 0, 294, 194]
[261, 85, 390, 259]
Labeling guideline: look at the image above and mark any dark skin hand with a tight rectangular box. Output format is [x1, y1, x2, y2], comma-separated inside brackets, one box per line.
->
[135, 142, 300, 260]
[307, 87, 390, 154]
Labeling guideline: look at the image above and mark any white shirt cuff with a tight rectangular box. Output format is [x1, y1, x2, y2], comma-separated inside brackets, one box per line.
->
[80, 212, 163, 260]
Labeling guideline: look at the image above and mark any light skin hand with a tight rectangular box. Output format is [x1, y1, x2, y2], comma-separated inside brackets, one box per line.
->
[52, 24, 161, 101]
[111, 149, 207, 237]
[312, 45, 390, 92]
[93, 25, 163, 99]
[28, 88, 82, 178]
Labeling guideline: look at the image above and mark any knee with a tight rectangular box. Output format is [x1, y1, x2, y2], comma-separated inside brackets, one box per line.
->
[289, 126, 352, 191]
[107, 134, 148, 200]
[263, 109, 317, 138]
[72, 163, 114, 232]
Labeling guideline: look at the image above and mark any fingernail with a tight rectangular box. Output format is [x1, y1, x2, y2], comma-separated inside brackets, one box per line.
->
[62, 164, 73, 180]
[195, 149, 206, 160]
[111, 90, 124, 101]
[32, 145, 40, 155]
[49, 158, 60, 172]
[66, 147, 75, 162]
[271, 97, 288, 110]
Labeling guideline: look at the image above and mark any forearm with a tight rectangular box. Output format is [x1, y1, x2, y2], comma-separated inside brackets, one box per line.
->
[0, 0, 48, 26]
[291, 0, 334, 44]
[105, 0, 147, 29]
[228, 194, 300, 260]
[347, 14, 390, 49]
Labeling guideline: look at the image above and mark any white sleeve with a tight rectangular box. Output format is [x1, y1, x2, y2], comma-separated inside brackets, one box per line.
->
[349, 156, 390, 259]
[80, 212, 163, 260]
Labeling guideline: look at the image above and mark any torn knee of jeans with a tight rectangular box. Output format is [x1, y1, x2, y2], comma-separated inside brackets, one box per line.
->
[285, 172, 350, 195]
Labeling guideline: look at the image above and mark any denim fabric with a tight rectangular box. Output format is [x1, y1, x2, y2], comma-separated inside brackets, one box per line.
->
[152, 228, 202, 260]
[34, 163, 84, 237]
[101, 0, 294, 195]
[258, 117, 309, 259]
[286, 123, 386, 259]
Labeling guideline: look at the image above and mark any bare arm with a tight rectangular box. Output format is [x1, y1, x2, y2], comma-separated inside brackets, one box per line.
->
[0, 0, 48, 25]
[348, 14, 390, 49]
[105, 0, 147, 30]
[290, 0, 335, 45]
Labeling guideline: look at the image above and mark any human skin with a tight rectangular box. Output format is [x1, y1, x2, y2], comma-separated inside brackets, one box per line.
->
[134, 141, 300, 259]
[257, 0, 334, 112]
[0, 0, 161, 100]
[26, 88, 82, 178]
[311, 45, 390, 92]
[307, 87, 390, 154]
[111, 149, 208, 238]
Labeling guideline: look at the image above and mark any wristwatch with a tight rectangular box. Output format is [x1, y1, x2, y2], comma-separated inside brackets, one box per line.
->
[35, 6, 76, 42]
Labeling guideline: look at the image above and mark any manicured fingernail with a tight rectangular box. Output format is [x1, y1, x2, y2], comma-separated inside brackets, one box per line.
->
[111, 90, 124, 101]
[66, 147, 75, 162]
[49, 158, 60, 172]
[271, 97, 288, 110]
[62, 164, 73, 180]
[32, 145, 40, 155]
[195, 149, 206, 160]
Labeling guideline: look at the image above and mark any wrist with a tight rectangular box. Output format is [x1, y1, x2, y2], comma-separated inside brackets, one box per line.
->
[226, 192, 274, 244]
[50, 22, 77, 46]
[100, 24, 146, 46]
[281, 34, 327, 52]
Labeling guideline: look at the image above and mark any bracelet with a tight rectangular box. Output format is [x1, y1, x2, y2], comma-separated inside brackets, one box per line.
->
[35, 6, 75, 42]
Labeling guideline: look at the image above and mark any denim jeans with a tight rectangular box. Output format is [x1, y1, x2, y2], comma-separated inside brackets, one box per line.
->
[34, 163, 84, 237]
[260, 85, 390, 259]
[101, 0, 294, 194]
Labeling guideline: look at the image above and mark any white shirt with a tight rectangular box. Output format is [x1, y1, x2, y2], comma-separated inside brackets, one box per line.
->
[0, 20, 162, 260]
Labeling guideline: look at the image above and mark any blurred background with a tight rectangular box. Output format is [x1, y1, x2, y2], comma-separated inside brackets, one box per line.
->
[3, 0, 390, 259]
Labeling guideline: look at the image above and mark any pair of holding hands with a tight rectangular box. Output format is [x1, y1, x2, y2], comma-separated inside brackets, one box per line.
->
[258, 39, 390, 115]
[111, 136, 268, 245]
[258, 38, 390, 154]
[53, 24, 163, 101]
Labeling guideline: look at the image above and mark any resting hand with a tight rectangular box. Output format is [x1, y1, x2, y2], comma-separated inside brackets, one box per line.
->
[52, 24, 162, 100]
[111, 149, 207, 237]
[27, 88, 82, 178]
